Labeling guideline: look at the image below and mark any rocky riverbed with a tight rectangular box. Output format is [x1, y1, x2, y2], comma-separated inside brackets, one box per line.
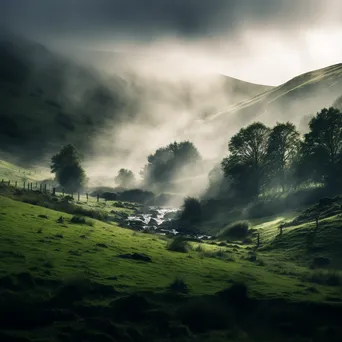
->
[125, 206, 212, 240]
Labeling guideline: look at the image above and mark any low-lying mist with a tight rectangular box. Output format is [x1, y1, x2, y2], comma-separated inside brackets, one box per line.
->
[58, 37, 341, 200]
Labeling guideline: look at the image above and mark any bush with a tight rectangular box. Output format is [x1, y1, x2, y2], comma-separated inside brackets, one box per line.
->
[304, 270, 341, 286]
[168, 277, 189, 294]
[102, 192, 118, 201]
[117, 189, 155, 203]
[202, 249, 234, 261]
[219, 221, 250, 239]
[167, 237, 190, 253]
[180, 197, 202, 224]
[70, 216, 93, 226]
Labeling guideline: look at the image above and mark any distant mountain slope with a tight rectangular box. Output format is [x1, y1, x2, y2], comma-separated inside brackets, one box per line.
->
[73, 48, 272, 106]
[206, 63, 342, 129]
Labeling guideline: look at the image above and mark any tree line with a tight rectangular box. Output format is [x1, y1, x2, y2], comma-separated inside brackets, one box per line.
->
[221, 107, 342, 200]
[50, 107, 342, 201]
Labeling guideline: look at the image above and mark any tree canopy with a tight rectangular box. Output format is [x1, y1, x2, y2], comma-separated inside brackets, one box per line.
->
[302, 107, 342, 188]
[142, 141, 201, 188]
[220, 107, 342, 200]
[51, 144, 86, 193]
[115, 168, 135, 188]
[222, 122, 270, 198]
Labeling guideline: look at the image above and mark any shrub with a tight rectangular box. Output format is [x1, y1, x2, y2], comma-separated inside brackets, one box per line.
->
[113, 201, 125, 208]
[304, 270, 341, 286]
[70, 215, 86, 224]
[167, 237, 190, 253]
[168, 277, 189, 294]
[180, 197, 202, 223]
[102, 192, 118, 201]
[70, 215, 93, 226]
[202, 249, 234, 261]
[219, 221, 250, 239]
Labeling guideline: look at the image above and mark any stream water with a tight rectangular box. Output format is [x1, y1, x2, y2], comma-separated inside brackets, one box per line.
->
[126, 206, 212, 240]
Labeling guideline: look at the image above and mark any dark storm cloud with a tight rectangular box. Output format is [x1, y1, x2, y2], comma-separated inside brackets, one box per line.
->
[0, 0, 333, 41]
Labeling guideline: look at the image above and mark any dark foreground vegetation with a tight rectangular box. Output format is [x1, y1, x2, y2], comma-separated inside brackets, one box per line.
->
[1, 275, 342, 342]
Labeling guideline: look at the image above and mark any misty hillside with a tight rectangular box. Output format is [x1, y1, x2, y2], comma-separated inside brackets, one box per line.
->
[0, 29, 136, 164]
[73, 48, 272, 105]
[207, 63, 342, 130]
[0, 31, 272, 165]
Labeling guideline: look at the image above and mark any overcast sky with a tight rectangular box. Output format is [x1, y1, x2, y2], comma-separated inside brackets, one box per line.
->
[1, 0, 342, 85]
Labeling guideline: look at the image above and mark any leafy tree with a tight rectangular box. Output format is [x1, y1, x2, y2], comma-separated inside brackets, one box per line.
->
[302, 107, 342, 188]
[222, 122, 270, 198]
[267, 122, 300, 191]
[205, 163, 232, 199]
[333, 95, 342, 111]
[51, 144, 86, 193]
[115, 168, 135, 188]
[142, 141, 201, 187]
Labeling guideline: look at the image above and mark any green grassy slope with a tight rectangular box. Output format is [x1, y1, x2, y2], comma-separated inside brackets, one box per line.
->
[1, 194, 341, 301]
[1, 193, 342, 341]
[0, 159, 49, 183]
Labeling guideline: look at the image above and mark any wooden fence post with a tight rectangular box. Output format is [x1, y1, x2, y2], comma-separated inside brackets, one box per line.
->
[52, 187, 56, 196]
[86, 193, 89, 202]
[30, 183, 33, 191]
[256, 233, 261, 249]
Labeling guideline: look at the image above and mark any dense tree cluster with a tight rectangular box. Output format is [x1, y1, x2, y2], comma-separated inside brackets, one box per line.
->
[221, 107, 342, 199]
[141, 141, 201, 188]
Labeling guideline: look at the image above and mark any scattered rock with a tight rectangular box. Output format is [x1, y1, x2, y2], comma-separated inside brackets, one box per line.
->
[118, 253, 152, 262]
[38, 214, 48, 219]
[96, 243, 108, 248]
[68, 250, 81, 256]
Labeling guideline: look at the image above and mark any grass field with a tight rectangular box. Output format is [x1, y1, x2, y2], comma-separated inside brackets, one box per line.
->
[0, 159, 50, 183]
[1, 188, 342, 341]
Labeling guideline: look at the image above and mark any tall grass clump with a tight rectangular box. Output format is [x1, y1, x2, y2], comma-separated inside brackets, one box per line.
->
[167, 237, 190, 253]
[218, 221, 250, 239]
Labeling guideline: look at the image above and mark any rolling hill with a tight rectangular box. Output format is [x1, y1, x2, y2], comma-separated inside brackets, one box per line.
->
[206, 63, 342, 131]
